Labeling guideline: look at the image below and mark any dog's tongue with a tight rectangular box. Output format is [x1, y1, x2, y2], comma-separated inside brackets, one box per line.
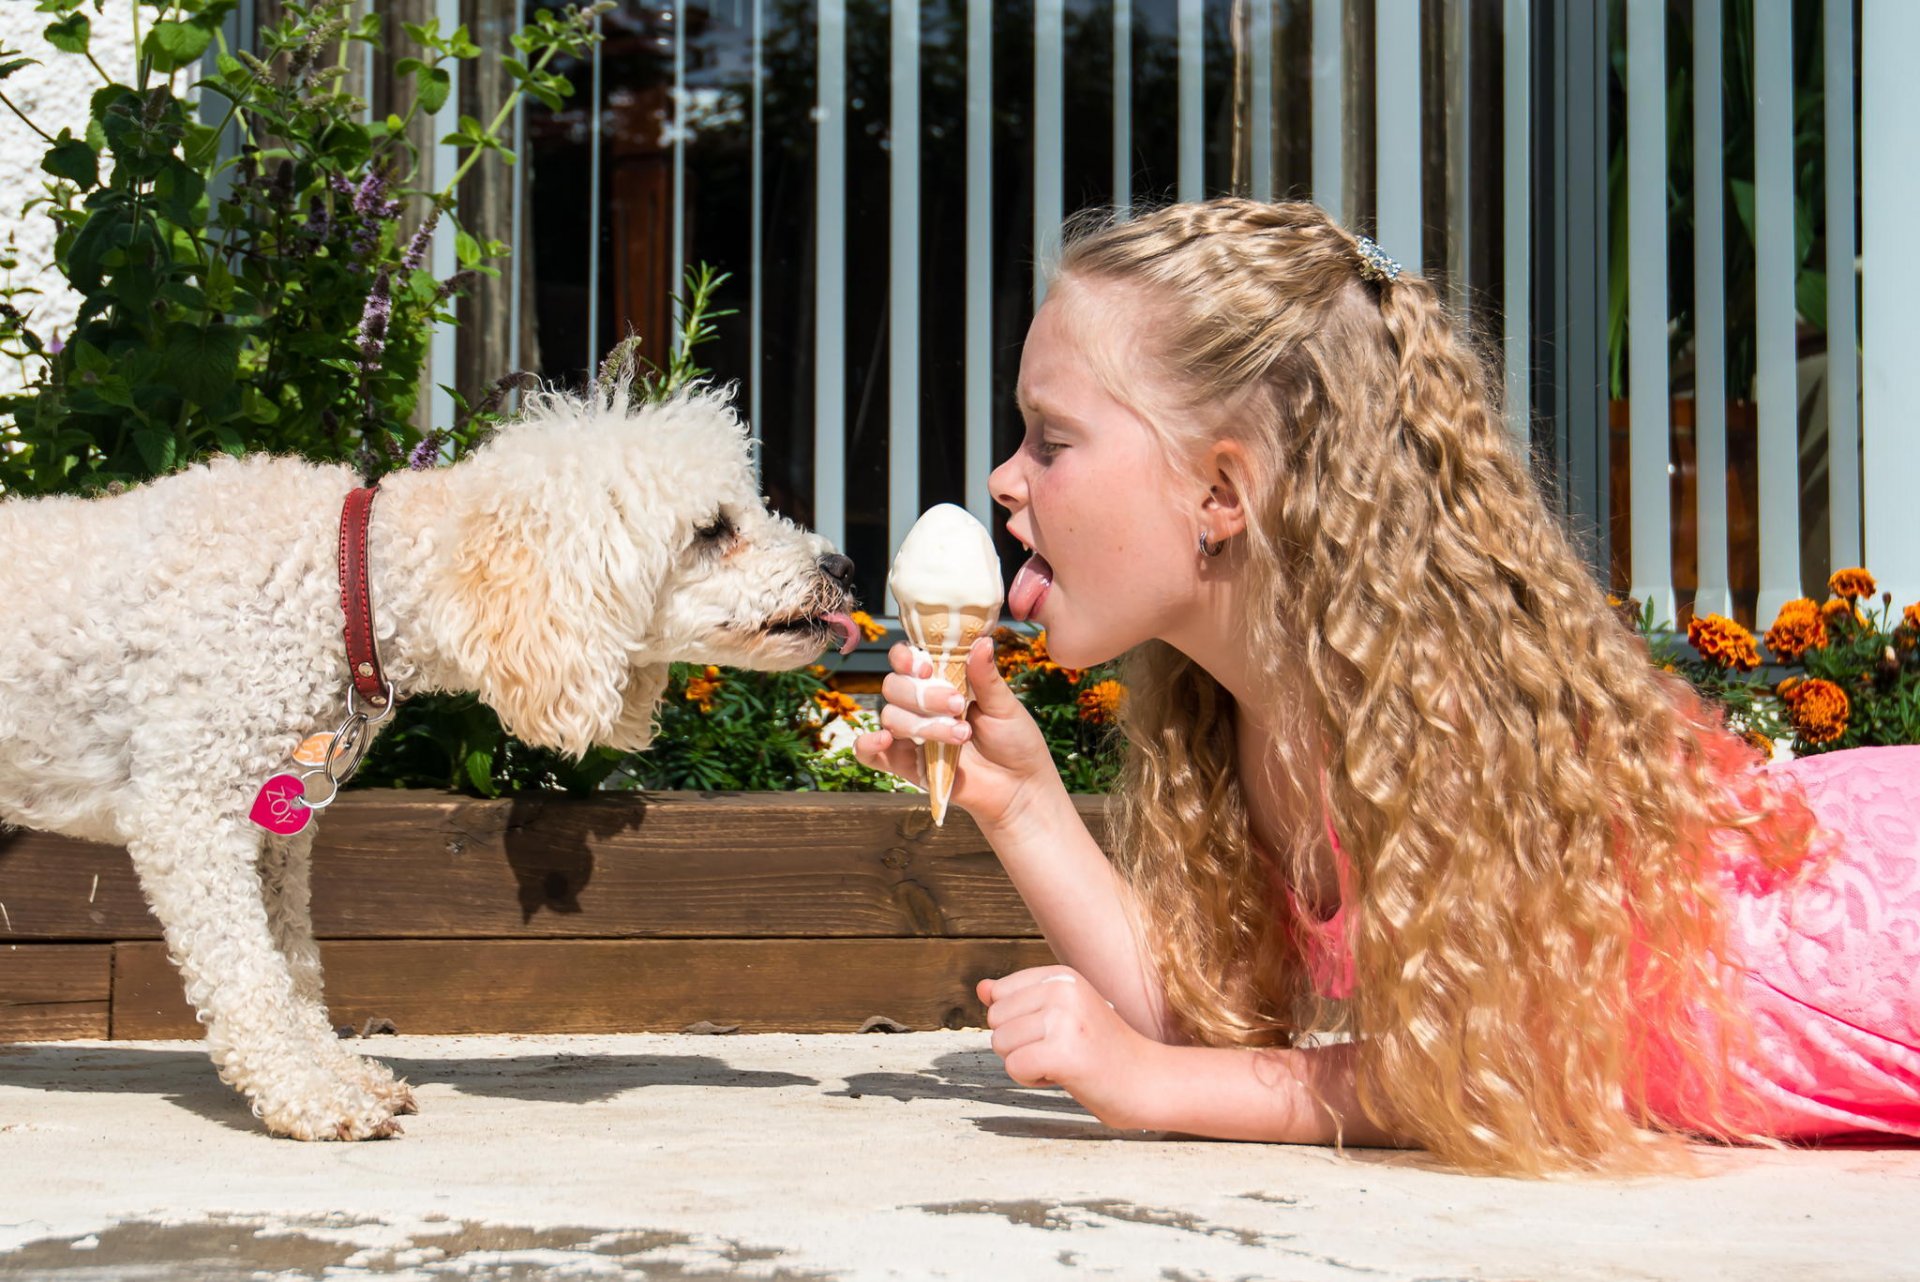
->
[1007, 553, 1053, 622]
[821, 612, 860, 656]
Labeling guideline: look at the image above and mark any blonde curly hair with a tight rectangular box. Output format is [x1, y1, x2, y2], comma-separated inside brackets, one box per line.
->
[1056, 198, 1822, 1175]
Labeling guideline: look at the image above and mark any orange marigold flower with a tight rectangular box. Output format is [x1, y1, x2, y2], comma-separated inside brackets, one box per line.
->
[805, 664, 829, 678]
[1763, 598, 1827, 662]
[1821, 597, 1869, 630]
[1076, 679, 1127, 725]
[1782, 676, 1849, 746]
[812, 688, 862, 721]
[1828, 567, 1876, 601]
[1686, 613, 1760, 672]
[1899, 602, 1920, 650]
[850, 610, 887, 643]
[1027, 631, 1062, 675]
[683, 665, 723, 713]
[1741, 729, 1775, 757]
[993, 626, 1033, 678]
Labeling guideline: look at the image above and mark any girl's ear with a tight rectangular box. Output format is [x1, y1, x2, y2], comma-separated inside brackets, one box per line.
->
[1199, 439, 1252, 541]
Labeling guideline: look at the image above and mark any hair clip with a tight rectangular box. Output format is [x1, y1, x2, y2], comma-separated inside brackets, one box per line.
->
[1355, 236, 1402, 283]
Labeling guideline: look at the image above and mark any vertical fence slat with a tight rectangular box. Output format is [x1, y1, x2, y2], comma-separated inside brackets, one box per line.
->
[1114, 0, 1132, 213]
[967, 0, 994, 526]
[888, 0, 921, 608]
[1312, 0, 1344, 224]
[1502, 0, 1529, 452]
[1627, 0, 1674, 623]
[670, 0, 687, 344]
[508, 0, 527, 413]
[1374, 0, 1421, 267]
[1251, 0, 1274, 202]
[751, 0, 764, 447]
[429, 0, 461, 428]
[1035, 0, 1064, 305]
[815, 0, 847, 550]
[1179, 0, 1204, 200]
[1444, 0, 1472, 318]
[1825, 0, 1860, 570]
[586, 9, 603, 377]
[1693, 0, 1731, 620]
[1862, 0, 1920, 605]
[1754, 0, 1800, 624]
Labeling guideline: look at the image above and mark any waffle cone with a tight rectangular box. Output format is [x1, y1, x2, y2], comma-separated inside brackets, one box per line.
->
[901, 604, 996, 825]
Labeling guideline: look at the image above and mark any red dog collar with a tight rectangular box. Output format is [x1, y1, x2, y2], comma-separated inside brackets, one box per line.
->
[338, 483, 389, 709]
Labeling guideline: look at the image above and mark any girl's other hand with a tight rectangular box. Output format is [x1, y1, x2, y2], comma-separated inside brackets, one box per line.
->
[977, 965, 1168, 1130]
[852, 636, 1062, 835]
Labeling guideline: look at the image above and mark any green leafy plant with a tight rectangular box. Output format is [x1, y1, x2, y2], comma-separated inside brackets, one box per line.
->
[993, 626, 1124, 793]
[1629, 568, 1920, 756]
[0, 0, 612, 494]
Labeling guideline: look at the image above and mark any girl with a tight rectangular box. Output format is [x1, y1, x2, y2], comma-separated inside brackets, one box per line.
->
[852, 198, 1920, 1175]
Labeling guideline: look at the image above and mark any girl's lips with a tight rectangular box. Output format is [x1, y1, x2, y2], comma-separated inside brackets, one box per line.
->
[1008, 553, 1053, 622]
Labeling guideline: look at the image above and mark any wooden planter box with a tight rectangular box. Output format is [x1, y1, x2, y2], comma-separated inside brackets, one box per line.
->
[0, 791, 1106, 1041]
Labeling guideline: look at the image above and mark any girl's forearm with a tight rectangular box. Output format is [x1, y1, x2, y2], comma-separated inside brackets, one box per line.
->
[979, 786, 1171, 1038]
[1131, 1040, 1408, 1147]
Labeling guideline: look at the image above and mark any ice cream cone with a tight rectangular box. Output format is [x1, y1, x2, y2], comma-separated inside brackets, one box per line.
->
[902, 604, 996, 825]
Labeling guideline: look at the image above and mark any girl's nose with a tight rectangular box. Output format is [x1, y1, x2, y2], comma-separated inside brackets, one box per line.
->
[989, 453, 1024, 512]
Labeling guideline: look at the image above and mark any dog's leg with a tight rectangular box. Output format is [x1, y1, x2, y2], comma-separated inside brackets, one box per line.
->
[259, 829, 416, 1116]
[261, 832, 419, 1115]
[129, 823, 402, 1140]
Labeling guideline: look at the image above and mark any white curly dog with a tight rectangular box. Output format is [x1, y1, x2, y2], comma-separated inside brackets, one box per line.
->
[0, 383, 860, 1139]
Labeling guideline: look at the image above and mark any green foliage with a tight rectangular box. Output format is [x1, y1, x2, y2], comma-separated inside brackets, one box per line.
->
[993, 629, 1124, 794]
[0, 0, 614, 495]
[1627, 586, 1920, 757]
[625, 665, 909, 794]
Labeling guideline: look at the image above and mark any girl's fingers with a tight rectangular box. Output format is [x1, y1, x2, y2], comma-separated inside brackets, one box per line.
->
[988, 1011, 1051, 1062]
[982, 965, 1082, 1001]
[851, 730, 922, 783]
[1000, 1044, 1057, 1089]
[878, 702, 971, 747]
[888, 641, 933, 679]
[880, 670, 966, 717]
[967, 636, 1024, 718]
[983, 979, 1060, 1028]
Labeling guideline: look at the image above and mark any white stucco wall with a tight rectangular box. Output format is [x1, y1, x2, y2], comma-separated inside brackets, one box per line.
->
[0, 2, 141, 396]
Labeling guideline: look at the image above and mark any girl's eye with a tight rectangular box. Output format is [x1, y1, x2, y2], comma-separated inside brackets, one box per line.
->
[695, 513, 734, 543]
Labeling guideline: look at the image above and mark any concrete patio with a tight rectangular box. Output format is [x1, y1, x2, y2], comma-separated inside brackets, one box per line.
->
[2, 1031, 1917, 1280]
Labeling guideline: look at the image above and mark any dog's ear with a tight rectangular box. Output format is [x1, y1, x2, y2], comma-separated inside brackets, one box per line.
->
[446, 476, 663, 757]
[603, 662, 671, 752]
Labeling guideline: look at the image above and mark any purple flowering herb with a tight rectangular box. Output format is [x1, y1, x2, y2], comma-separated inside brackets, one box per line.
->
[400, 206, 442, 275]
[408, 430, 445, 470]
[355, 270, 393, 372]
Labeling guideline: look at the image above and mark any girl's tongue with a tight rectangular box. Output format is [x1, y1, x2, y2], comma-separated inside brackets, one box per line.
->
[1008, 553, 1054, 622]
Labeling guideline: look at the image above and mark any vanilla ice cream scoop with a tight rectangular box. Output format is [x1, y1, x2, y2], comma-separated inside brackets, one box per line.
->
[886, 505, 1003, 825]
[887, 504, 1004, 613]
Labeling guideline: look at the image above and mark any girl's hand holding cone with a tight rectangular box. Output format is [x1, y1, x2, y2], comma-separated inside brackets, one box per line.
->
[853, 635, 1062, 836]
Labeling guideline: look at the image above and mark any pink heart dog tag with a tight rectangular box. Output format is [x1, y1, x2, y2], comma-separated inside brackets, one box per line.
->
[249, 773, 313, 836]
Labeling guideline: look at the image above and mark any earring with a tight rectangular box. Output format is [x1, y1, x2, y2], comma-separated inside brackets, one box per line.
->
[1199, 530, 1226, 558]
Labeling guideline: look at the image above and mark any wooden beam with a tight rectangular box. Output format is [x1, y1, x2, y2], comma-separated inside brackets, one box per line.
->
[0, 945, 111, 1040]
[111, 937, 1058, 1040]
[0, 792, 1100, 940]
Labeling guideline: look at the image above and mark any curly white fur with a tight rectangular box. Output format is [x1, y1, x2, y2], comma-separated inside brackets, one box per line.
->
[0, 384, 856, 1139]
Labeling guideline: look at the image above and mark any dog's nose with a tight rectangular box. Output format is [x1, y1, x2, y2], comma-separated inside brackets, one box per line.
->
[818, 553, 855, 584]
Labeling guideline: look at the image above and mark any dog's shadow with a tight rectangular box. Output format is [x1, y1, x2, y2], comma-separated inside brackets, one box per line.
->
[0, 1044, 817, 1135]
[498, 792, 640, 922]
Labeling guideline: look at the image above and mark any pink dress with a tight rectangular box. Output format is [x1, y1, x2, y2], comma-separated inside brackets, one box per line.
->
[1289, 745, 1920, 1141]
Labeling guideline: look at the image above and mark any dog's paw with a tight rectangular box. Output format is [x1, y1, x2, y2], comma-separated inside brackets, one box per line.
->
[343, 1055, 418, 1116]
[256, 1083, 404, 1142]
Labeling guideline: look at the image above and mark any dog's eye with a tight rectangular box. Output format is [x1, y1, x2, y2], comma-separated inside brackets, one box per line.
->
[694, 513, 734, 544]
